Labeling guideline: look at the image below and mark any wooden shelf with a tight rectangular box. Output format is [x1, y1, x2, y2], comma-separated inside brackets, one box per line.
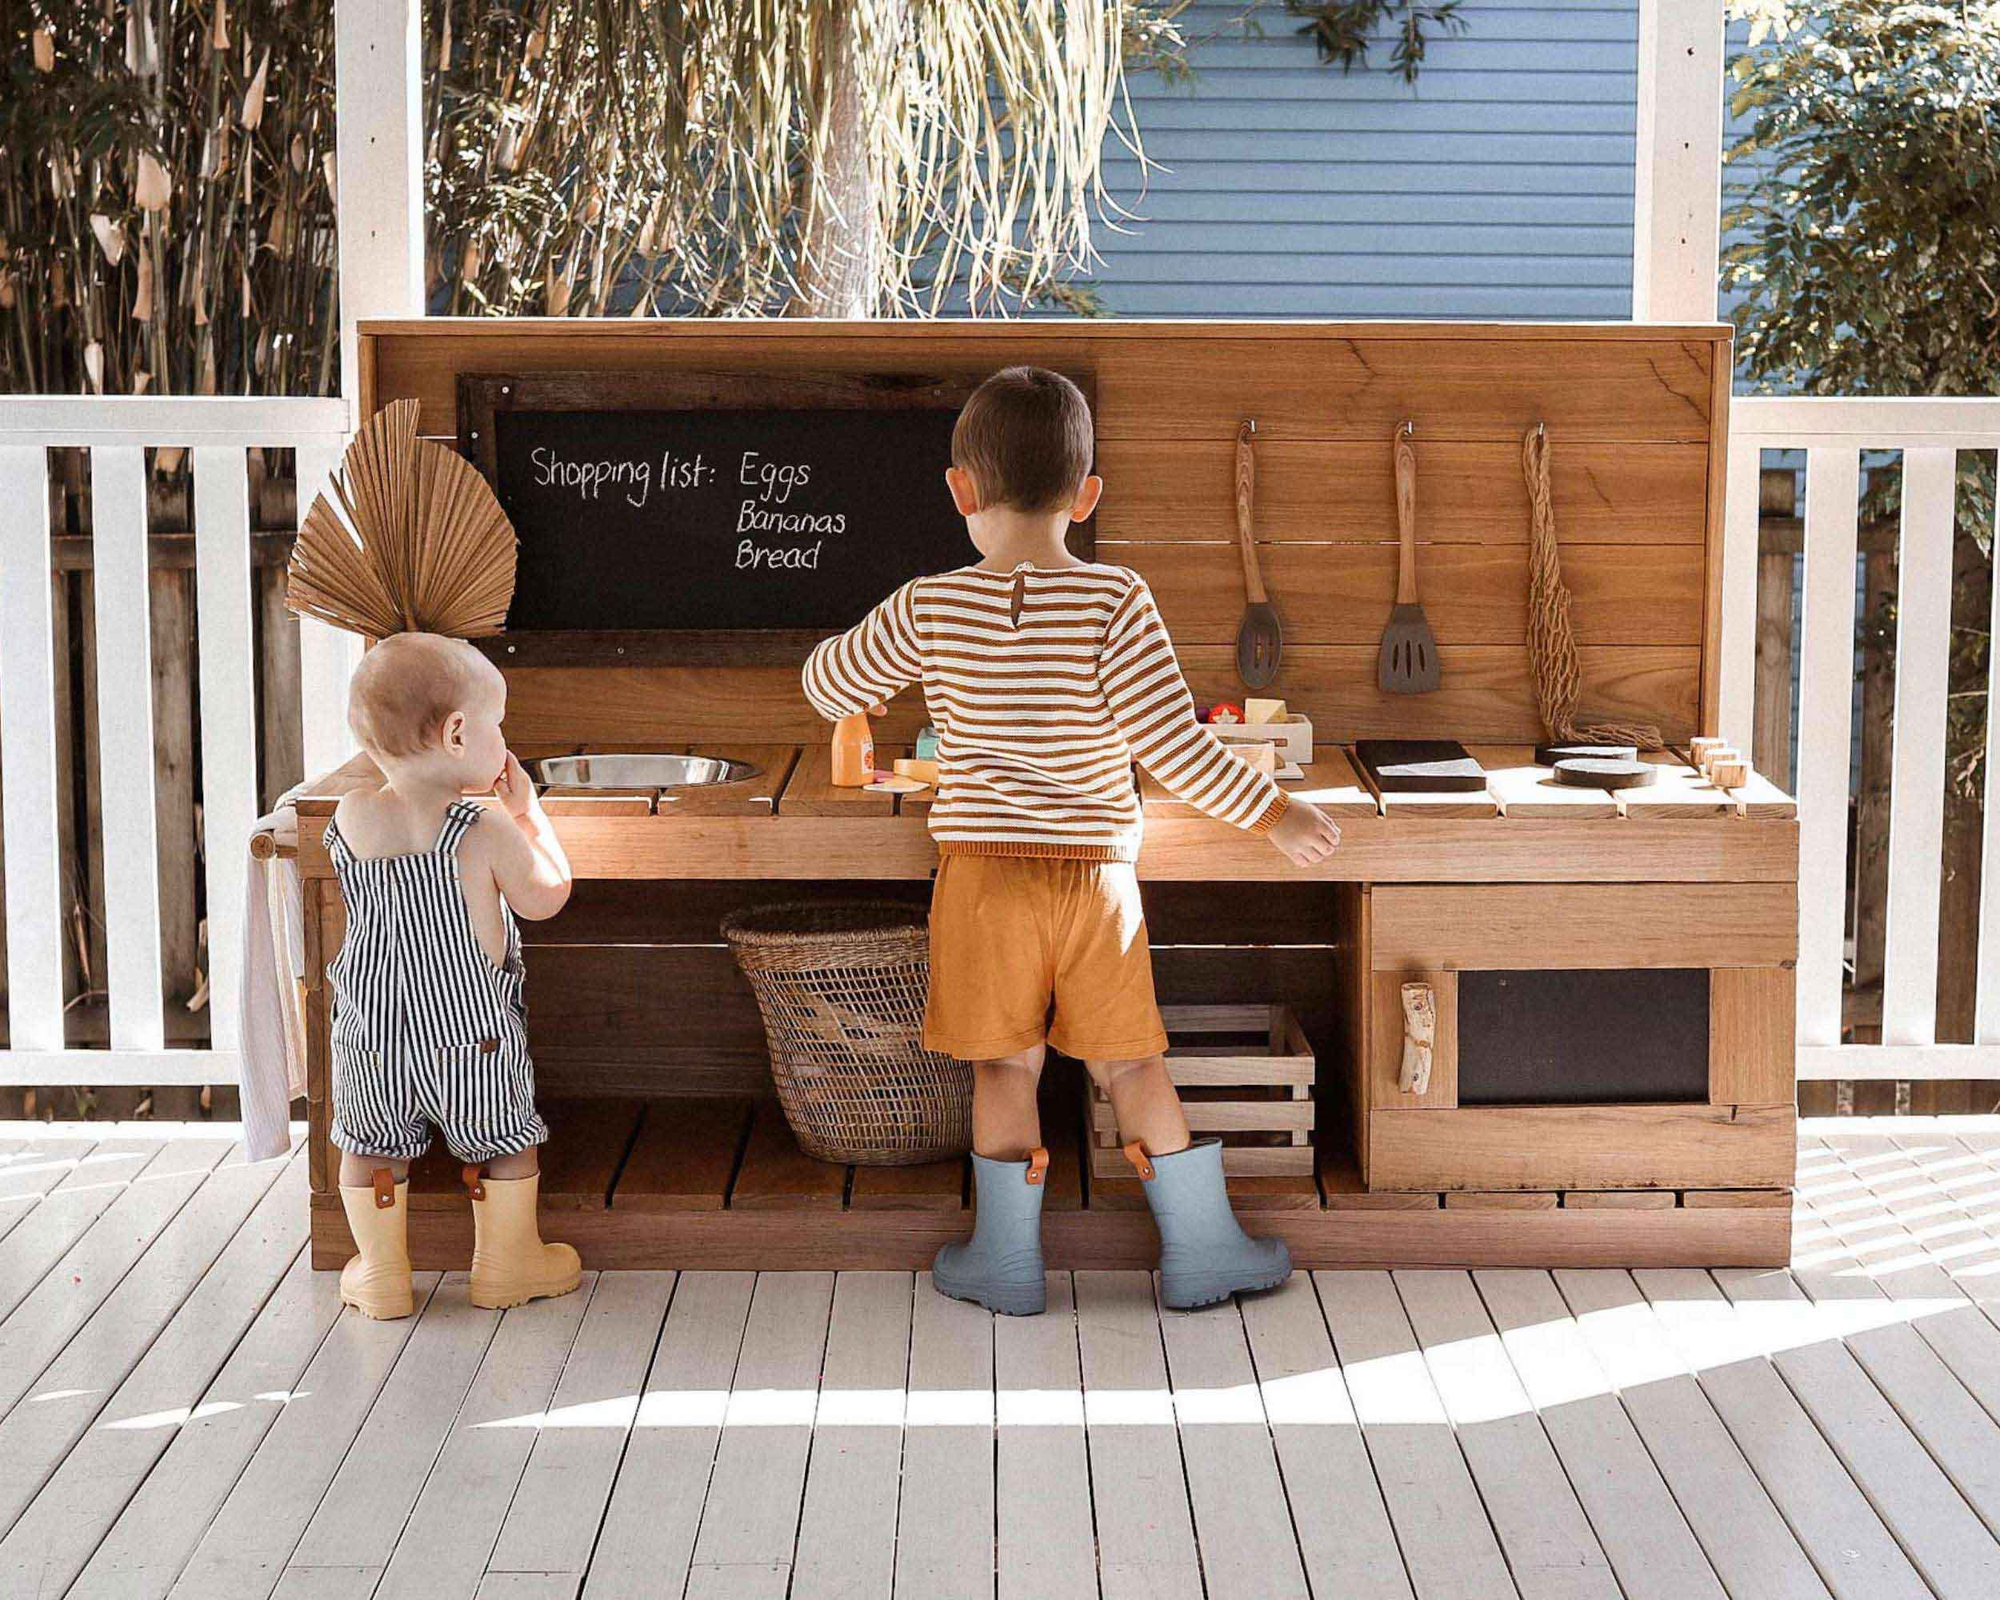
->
[315, 1091, 1792, 1270]
[293, 745, 1798, 885]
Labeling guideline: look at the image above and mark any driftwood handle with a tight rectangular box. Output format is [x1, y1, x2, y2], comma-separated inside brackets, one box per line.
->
[1235, 421, 1267, 604]
[1398, 980, 1436, 1096]
[1393, 423, 1419, 606]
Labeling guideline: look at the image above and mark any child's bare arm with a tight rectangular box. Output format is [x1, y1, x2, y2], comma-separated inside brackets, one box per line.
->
[802, 581, 922, 720]
[488, 751, 572, 919]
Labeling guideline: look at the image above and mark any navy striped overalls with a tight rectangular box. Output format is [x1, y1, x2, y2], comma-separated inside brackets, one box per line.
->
[325, 799, 548, 1163]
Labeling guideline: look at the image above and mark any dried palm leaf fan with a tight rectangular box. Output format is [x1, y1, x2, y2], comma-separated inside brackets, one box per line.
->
[285, 399, 517, 639]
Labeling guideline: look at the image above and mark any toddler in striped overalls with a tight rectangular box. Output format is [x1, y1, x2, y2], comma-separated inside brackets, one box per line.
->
[327, 632, 580, 1319]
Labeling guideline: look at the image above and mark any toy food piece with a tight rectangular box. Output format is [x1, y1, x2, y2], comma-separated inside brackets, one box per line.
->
[1689, 735, 1729, 766]
[914, 725, 941, 761]
[1553, 756, 1656, 789]
[1232, 741, 1278, 775]
[1245, 697, 1288, 724]
[894, 757, 940, 785]
[1708, 758, 1749, 788]
[1209, 702, 1244, 725]
[1534, 741, 1638, 766]
[864, 774, 929, 795]
[830, 711, 875, 787]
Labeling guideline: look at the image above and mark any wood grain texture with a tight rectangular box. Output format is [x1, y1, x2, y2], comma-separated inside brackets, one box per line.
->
[366, 318, 1722, 754]
[1136, 539, 1704, 646]
[368, 321, 1721, 442]
[1097, 438, 1709, 545]
[1370, 883, 1799, 969]
[777, 739, 896, 816]
[1366, 1103, 1797, 1193]
[315, 1189, 1795, 1269]
[1710, 966, 1798, 1107]
[492, 645, 1701, 749]
[727, 1103, 847, 1210]
[612, 1099, 751, 1211]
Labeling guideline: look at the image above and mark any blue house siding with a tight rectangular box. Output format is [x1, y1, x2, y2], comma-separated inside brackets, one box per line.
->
[1079, 0, 1640, 319]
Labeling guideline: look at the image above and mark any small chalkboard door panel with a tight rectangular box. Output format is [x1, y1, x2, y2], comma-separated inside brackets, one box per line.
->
[1455, 968, 1711, 1106]
[1365, 884, 1797, 1115]
[458, 368, 1095, 665]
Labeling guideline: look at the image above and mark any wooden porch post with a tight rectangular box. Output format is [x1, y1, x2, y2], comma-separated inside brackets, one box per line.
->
[312, 0, 425, 773]
[1632, 0, 1724, 323]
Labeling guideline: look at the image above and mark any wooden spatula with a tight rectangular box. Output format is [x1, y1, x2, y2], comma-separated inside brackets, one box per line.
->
[1233, 420, 1282, 689]
[1377, 420, 1441, 693]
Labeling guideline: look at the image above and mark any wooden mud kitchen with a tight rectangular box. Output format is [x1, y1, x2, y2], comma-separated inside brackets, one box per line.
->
[297, 318, 1799, 1274]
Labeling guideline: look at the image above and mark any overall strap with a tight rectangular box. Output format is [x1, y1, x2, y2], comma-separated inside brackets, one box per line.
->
[322, 817, 350, 862]
[434, 799, 486, 856]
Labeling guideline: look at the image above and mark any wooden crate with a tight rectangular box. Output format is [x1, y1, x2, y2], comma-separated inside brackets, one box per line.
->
[1085, 1004, 1315, 1178]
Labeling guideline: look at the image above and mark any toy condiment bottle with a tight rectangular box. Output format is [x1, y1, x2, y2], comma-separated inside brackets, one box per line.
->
[831, 711, 876, 787]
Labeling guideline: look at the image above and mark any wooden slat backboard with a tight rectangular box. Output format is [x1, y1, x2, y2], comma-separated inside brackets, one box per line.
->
[359, 318, 1731, 746]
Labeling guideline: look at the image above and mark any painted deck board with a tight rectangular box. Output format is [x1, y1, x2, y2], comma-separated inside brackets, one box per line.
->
[791, 1270, 911, 1600]
[22, 1120, 2000, 1600]
[894, 1272, 998, 1600]
[1316, 1269, 1519, 1600]
[0, 1154, 308, 1588]
[992, 1272, 1097, 1600]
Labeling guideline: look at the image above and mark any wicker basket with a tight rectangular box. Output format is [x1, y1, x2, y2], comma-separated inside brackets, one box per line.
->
[722, 901, 973, 1165]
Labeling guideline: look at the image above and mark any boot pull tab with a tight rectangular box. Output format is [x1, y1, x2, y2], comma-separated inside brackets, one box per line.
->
[461, 1164, 486, 1201]
[1024, 1147, 1049, 1187]
[1122, 1140, 1155, 1181]
[371, 1167, 397, 1209]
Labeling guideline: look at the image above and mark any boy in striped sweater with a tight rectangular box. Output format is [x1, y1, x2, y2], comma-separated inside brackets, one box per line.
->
[804, 367, 1341, 1314]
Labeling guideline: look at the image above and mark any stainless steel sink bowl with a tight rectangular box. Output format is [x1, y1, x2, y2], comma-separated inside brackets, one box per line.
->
[535, 754, 759, 790]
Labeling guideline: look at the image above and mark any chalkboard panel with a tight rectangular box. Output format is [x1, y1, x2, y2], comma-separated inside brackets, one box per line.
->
[459, 368, 1094, 664]
[1457, 967, 1710, 1106]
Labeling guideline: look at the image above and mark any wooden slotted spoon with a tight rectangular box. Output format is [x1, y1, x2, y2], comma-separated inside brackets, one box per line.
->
[1377, 420, 1441, 693]
[1233, 420, 1282, 688]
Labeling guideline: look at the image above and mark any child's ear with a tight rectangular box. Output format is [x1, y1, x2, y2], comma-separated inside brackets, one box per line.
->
[945, 465, 980, 517]
[1071, 474, 1103, 522]
[442, 710, 467, 754]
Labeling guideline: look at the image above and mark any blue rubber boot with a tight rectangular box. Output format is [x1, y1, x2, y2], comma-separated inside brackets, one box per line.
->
[1133, 1138, 1292, 1310]
[933, 1148, 1048, 1316]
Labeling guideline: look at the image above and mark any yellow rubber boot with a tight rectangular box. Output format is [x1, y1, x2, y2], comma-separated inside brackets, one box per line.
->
[338, 1169, 414, 1320]
[466, 1167, 582, 1309]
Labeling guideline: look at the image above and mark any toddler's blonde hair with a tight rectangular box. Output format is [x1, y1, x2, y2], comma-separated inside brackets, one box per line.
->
[347, 632, 500, 759]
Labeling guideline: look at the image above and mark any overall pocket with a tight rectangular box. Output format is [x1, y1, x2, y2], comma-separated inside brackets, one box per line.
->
[435, 1031, 536, 1152]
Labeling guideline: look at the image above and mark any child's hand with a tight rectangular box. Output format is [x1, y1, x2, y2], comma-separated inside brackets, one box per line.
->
[494, 751, 539, 820]
[1268, 798, 1340, 867]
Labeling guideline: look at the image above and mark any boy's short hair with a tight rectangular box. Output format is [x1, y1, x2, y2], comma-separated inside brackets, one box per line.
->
[347, 632, 500, 759]
[951, 366, 1093, 513]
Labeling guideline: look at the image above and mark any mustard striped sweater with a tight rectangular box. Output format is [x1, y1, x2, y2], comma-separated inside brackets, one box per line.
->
[802, 562, 1289, 862]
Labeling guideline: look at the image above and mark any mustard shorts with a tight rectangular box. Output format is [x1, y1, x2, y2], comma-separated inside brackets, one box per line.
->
[922, 854, 1169, 1062]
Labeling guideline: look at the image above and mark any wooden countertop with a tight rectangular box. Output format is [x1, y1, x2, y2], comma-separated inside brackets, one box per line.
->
[291, 744, 1796, 884]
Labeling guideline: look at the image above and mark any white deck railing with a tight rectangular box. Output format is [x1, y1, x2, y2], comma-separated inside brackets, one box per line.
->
[1723, 395, 2000, 1084]
[0, 396, 356, 1087]
[6, 389, 1998, 1095]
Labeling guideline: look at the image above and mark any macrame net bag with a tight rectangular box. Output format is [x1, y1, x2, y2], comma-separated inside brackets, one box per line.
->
[1522, 425, 1662, 750]
[285, 399, 517, 639]
[723, 902, 973, 1165]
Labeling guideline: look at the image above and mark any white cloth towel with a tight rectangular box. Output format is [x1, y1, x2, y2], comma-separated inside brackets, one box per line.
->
[238, 798, 307, 1162]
